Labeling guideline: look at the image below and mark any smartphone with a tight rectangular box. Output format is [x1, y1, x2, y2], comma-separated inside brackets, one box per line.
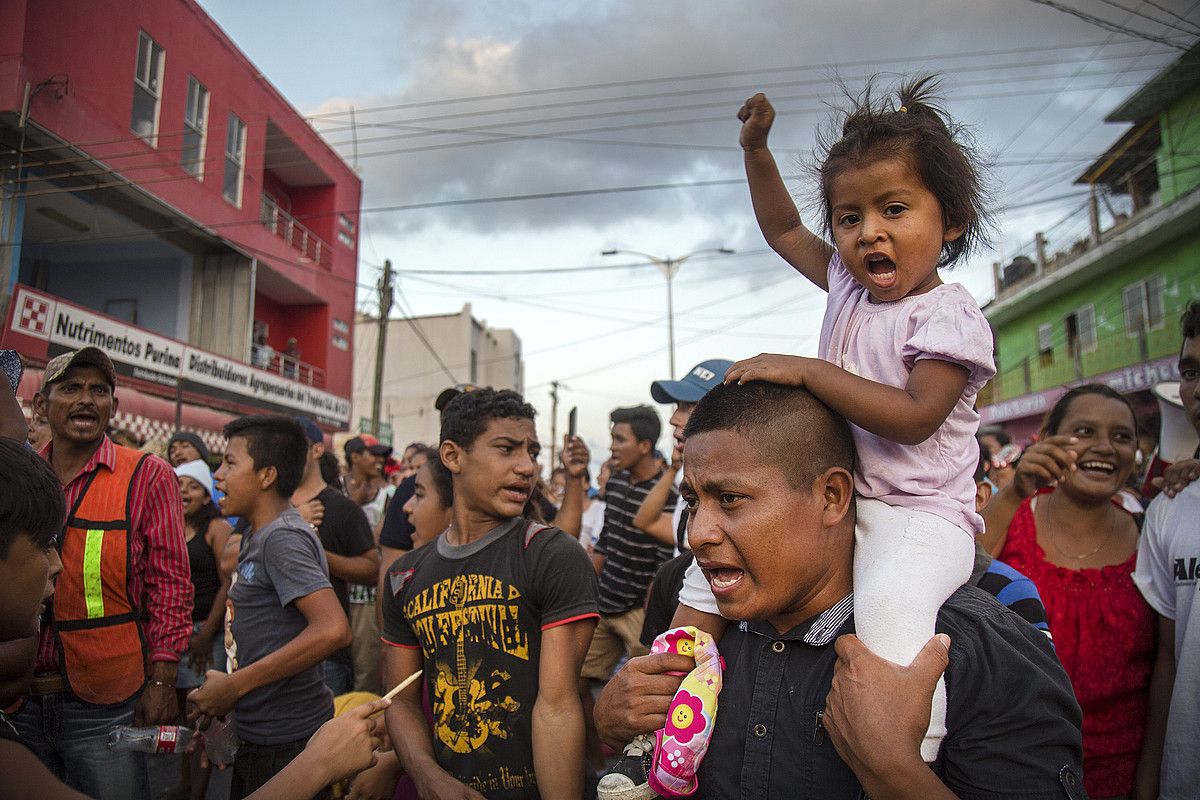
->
[568, 407, 577, 438]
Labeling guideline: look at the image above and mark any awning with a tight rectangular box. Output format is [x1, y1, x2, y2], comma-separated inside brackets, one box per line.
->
[17, 368, 233, 454]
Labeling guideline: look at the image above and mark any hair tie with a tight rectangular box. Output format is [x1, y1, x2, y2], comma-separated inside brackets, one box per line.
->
[898, 105, 908, 113]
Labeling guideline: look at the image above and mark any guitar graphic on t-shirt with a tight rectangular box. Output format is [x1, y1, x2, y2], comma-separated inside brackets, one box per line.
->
[434, 575, 519, 754]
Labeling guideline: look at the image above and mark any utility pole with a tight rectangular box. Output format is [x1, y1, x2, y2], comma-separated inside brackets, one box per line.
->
[662, 258, 679, 379]
[602, 247, 733, 378]
[371, 259, 393, 438]
[549, 381, 560, 467]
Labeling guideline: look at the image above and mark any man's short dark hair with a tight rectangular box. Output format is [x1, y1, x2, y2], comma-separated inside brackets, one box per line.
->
[684, 381, 856, 488]
[440, 388, 536, 450]
[318, 450, 341, 486]
[979, 426, 1010, 448]
[0, 438, 66, 559]
[610, 405, 661, 446]
[223, 415, 308, 497]
[1181, 299, 1200, 342]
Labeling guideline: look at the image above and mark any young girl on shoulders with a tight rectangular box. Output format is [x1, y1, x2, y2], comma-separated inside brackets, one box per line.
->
[705, 76, 994, 762]
[601, 77, 998, 800]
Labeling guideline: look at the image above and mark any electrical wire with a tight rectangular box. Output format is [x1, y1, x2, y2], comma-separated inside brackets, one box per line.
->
[1095, 0, 1200, 35]
[390, 282, 459, 383]
[1025, 0, 1194, 48]
[8, 58, 1193, 193]
[302, 38, 1185, 119]
[1141, 0, 1200, 33]
[8, 40, 1173, 170]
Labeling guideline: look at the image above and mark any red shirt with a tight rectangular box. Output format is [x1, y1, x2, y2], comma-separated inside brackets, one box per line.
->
[36, 437, 192, 671]
[998, 491, 1154, 798]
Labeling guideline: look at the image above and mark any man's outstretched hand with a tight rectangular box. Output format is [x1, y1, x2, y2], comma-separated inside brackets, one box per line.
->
[592, 652, 693, 748]
[824, 633, 951, 797]
[1151, 458, 1200, 498]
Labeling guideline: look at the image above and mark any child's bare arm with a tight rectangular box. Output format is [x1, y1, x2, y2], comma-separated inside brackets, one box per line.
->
[533, 620, 595, 800]
[740, 94, 834, 290]
[669, 604, 729, 641]
[727, 354, 968, 446]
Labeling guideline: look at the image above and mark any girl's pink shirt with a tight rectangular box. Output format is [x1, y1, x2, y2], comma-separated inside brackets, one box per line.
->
[818, 254, 996, 535]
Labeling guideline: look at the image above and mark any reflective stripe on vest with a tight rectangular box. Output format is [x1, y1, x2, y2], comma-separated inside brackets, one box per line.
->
[82, 529, 105, 619]
[53, 446, 150, 705]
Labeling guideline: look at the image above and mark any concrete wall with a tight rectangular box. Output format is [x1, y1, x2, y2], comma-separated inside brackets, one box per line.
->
[1159, 84, 1200, 204]
[352, 306, 524, 444]
[21, 240, 192, 340]
[992, 233, 1200, 402]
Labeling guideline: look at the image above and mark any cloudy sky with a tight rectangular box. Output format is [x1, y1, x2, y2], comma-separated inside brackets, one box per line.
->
[199, 0, 1198, 456]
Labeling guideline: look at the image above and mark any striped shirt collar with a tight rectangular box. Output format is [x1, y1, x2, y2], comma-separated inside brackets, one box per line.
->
[40, 435, 116, 486]
[738, 592, 855, 647]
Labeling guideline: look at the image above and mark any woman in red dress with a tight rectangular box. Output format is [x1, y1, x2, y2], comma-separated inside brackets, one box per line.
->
[979, 385, 1155, 799]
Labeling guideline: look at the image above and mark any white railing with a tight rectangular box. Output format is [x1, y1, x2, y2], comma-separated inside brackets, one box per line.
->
[251, 345, 326, 388]
[259, 194, 330, 266]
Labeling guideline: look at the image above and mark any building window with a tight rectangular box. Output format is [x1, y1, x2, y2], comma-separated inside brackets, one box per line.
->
[1067, 305, 1097, 358]
[131, 31, 164, 144]
[223, 113, 247, 206]
[337, 214, 356, 247]
[1076, 303, 1097, 354]
[1037, 322, 1054, 367]
[1124, 275, 1167, 337]
[1146, 274, 1165, 330]
[182, 76, 208, 178]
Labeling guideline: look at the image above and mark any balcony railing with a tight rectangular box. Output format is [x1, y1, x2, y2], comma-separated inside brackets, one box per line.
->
[991, 195, 1155, 303]
[988, 315, 1184, 404]
[259, 194, 331, 267]
[251, 344, 326, 389]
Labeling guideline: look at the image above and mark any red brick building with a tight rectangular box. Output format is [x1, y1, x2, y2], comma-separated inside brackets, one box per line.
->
[0, 0, 360, 448]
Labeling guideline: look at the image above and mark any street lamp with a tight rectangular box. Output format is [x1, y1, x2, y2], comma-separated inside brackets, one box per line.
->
[601, 246, 734, 378]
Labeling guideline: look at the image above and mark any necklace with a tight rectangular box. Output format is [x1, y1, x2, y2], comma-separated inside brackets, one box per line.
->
[1039, 496, 1118, 560]
[1049, 527, 1114, 560]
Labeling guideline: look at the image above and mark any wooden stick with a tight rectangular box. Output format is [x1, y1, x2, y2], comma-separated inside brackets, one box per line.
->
[381, 669, 423, 702]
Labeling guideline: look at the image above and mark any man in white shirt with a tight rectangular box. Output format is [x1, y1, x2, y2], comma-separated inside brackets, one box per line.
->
[1132, 299, 1200, 800]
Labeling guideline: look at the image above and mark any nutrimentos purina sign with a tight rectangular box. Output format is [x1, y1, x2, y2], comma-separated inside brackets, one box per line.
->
[5, 285, 350, 427]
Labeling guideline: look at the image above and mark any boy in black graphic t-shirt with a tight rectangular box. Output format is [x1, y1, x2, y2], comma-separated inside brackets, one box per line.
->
[381, 389, 599, 800]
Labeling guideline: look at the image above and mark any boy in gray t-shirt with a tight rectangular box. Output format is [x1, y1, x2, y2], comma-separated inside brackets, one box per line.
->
[188, 416, 351, 800]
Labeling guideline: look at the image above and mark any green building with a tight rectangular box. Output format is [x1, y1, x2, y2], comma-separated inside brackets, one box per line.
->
[981, 42, 1200, 443]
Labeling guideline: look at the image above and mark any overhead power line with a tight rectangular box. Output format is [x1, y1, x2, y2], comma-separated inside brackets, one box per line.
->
[390, 282, 458, 383]
[1141, 0, 1200, 33]
[311, 51, 1176, 139]
[1096, 0, 1200, 35]
[302, 38, 1181, 120]
[0, 172, 1103, 257]
[6, 39, 1165, 163]
[1026, 0, 1195, 48]
[387, 248, 760, 276]
[4, 46, 1182, 183]
[11, 69, 1197, 209]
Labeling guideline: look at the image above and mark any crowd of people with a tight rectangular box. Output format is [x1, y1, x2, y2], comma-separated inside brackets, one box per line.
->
[0, 76, 1197, 800]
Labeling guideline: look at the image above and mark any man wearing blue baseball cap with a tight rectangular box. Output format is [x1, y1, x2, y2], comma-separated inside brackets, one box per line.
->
[632, 359, 734, 552]
[598, 359, 733, 797]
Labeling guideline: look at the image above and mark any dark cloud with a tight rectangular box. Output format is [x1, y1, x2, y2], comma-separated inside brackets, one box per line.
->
[289, 0, 1196, 275]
